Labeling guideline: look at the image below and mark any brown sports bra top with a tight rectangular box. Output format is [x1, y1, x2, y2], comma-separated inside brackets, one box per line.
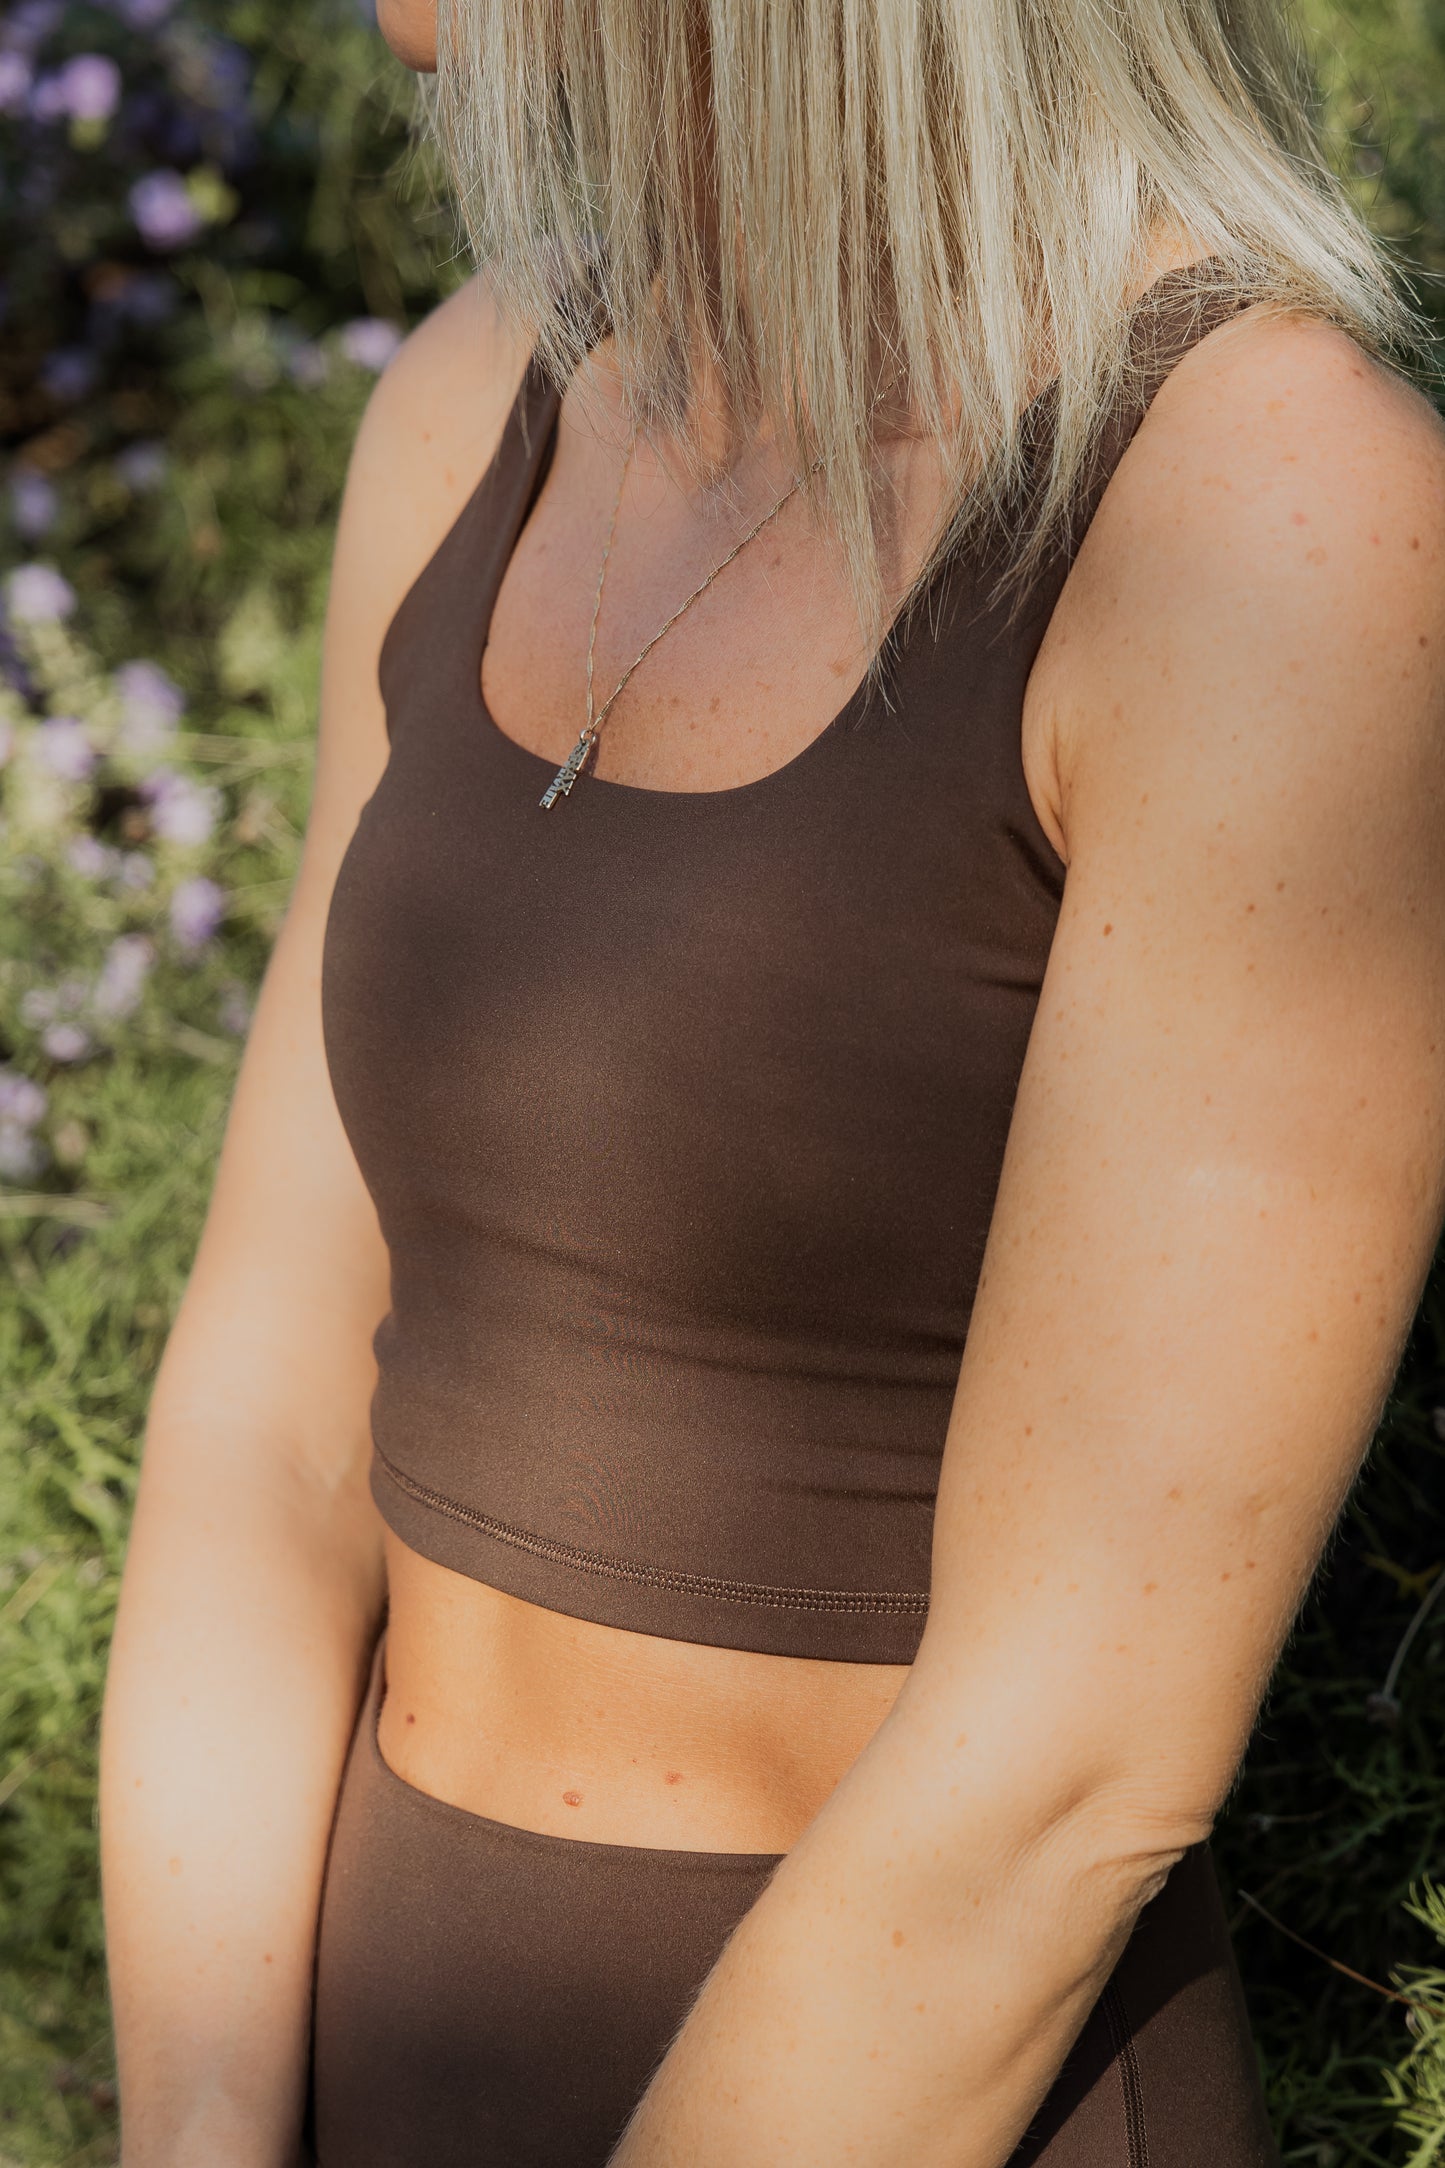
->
[320, 261, 1248, 1663]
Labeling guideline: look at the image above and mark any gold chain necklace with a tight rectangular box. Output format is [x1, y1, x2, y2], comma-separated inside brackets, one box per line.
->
[539, 427, 825, 809]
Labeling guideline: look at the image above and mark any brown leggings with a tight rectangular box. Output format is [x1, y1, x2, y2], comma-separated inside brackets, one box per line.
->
[305, 1635, 1281, 2167]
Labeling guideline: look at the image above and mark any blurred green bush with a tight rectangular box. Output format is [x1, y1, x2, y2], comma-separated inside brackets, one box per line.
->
[0, 0, 1442, 2162]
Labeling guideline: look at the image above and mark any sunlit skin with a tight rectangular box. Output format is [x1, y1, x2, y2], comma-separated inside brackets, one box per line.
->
[97, 6, 1445, 2163]
[368, 0, 953, 1855]
[374, 0, 437, 72]
[362, 0, 1177, 1862]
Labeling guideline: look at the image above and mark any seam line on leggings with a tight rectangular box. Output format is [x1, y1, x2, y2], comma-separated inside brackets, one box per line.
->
[1102, 1977, 1149, 2168]
[372, 1448, 932, 1617]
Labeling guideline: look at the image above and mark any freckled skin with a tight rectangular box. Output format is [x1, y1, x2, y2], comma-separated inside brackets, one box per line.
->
[209, 233, 1445, 2133]
[87, 118, 1445, 2168]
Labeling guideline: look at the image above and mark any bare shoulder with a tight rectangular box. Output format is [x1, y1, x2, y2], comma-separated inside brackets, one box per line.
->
[1093, 302, 1445, 618]
[337, 269, 534, 625]
[1029, 304, 1445, 865]
[306, 271, 533, 829]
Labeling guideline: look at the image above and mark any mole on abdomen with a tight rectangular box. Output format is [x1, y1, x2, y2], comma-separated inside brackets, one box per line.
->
[562, 1790, 583, 1808]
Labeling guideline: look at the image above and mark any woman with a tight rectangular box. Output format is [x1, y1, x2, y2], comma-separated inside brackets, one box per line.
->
[99, 0, 1445, 2162]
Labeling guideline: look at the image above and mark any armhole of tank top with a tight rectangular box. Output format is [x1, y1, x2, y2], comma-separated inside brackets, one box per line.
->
[1009, 266, 1252, 887]
[374, 343, 550, 739]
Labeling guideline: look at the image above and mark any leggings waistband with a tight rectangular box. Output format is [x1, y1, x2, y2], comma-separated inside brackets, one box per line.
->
[308, 1632, 1280, 2168]
[357, 1627, 789, 1870]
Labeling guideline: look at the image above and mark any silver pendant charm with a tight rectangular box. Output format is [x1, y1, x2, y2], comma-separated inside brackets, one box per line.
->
[539, 727, 597, 810]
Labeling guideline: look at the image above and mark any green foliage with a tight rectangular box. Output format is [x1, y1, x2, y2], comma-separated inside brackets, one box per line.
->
[1, 0, 1444, 2163]
[1377, 1879, 1445, 2165]
[1, 1061, 225, 2166]
[0, 524, 329, 2168]
[1304, 0, 1445, 353]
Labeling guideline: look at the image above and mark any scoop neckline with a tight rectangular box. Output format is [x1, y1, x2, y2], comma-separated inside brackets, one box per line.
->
[466, 255, 1228, 810]
[467, 385, 922, 809]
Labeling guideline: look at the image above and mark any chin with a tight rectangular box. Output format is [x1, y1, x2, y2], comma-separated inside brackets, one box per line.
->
[376, 0, 438, 71]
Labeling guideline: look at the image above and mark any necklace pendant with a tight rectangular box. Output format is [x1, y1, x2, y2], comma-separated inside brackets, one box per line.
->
[539, 727, 597, 810]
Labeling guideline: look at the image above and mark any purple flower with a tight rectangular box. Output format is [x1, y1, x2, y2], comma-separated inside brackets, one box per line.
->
[93, 932, 155, 1018]
[0, 52, 33, 112]
[50, 52, 121, 122]
[118, 849, 154, 889]
[0, 639, 30, 701]
[5, 562, 75, 622]
[106, 0, 178, 25]
[285, 341, 330, 389]
[157, 106, 202, 166]
[0, 1067, 48, 1128]
[41, 1021, 92, 1063]
[339, 318, 403, 372]
[1, 2, 64, 54]
[196, 37, 249, 114]
[35, 716, 97, 782]
[169, 875, 225, 953]
[28, 69, 69, 120]
[0, 1120, 46, 1182]
[115, 658, 184, 750]
[115, 440, 167, 491]
[108, 272, 177, 327]
[130, 170, 203, 251]
[65, 832, 120, 879]
[141, 768, 220, 847]
[218, 983, 252, 1035]
[41, 348, 100, 404]
[10, 469, 58, 539]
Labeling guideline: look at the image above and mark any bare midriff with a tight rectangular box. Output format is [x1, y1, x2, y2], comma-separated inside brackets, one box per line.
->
[378, 1531, 913, 1854]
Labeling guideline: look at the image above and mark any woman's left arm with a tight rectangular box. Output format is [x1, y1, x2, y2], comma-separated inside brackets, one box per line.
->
[610, 317, 1445, 2168]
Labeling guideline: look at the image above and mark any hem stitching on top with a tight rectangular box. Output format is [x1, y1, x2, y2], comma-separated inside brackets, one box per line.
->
[373, 1449, 931, 1617]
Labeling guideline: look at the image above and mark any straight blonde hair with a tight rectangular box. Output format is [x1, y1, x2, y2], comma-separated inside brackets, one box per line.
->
[420, 0, 1433, 674]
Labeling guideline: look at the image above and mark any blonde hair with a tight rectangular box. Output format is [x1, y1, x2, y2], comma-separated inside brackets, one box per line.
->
[420, 0, 1433, 675]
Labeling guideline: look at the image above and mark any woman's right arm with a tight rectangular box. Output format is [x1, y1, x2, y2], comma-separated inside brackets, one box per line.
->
[99, 272, 531, 2168]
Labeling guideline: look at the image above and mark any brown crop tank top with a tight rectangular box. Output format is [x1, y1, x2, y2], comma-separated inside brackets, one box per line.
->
[320, 260, 1249, 1664]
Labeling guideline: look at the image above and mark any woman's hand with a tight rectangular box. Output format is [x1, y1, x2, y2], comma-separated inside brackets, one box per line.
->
[100, 272, 528, 2168]
[608, 310, 1445, 2168]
